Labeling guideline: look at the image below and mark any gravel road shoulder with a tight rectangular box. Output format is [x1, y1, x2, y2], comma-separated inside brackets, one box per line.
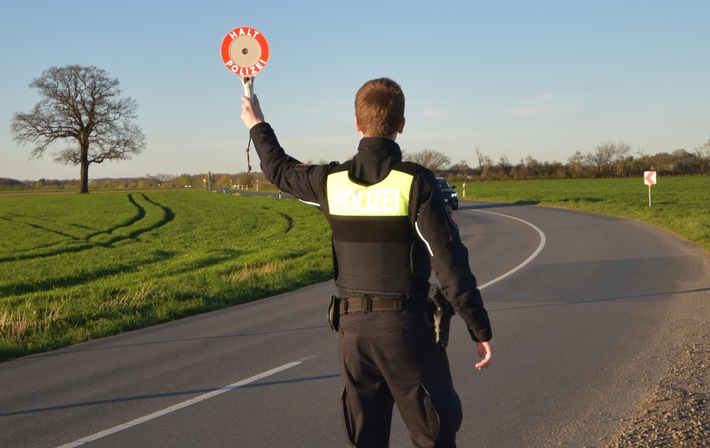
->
[599, 291, 709, 447]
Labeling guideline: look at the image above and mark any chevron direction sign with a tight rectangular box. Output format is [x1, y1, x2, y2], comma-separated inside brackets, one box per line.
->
[644, 170, 657, 186]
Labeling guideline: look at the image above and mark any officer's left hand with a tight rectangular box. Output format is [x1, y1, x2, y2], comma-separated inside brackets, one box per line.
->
[474, 340, 492, 370]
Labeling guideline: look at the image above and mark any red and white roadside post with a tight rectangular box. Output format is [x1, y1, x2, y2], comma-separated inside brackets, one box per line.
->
[644, 170, 657, 207]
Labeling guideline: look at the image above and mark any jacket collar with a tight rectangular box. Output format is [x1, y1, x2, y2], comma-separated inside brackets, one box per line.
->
[348, 138, 402, 185]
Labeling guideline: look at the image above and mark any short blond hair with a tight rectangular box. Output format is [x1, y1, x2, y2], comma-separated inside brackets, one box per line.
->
[354, 78, 405, 137]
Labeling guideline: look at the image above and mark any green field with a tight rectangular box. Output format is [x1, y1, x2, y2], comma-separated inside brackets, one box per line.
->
[0, 191, 332, 361]
[1, 176, 708, 361]
[457, 176, 710, 253]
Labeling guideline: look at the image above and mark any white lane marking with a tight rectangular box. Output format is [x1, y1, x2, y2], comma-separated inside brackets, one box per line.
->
[472, 209, 547, 290]
[56, 359, 309, 448]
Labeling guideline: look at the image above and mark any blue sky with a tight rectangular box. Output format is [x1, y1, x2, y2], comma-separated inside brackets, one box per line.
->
[1, 0, 709, 181]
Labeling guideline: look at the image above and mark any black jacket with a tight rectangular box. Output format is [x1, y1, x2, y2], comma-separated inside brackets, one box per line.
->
[250, 122, 491, 342]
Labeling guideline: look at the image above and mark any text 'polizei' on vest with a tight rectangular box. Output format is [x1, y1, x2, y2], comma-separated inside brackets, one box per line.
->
[327, 170, 413, 217]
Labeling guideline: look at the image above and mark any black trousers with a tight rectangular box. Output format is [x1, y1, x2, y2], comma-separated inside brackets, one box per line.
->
[338, 310, 462, 448]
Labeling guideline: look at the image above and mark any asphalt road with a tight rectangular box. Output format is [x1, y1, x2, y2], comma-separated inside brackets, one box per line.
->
[1, 201, 708, 447]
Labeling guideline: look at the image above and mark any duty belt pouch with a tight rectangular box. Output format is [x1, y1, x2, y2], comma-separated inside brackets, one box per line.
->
[327, 295, 341, 332]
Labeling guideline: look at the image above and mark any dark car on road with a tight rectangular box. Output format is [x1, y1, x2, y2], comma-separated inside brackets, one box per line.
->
[436, 177, 459, 210]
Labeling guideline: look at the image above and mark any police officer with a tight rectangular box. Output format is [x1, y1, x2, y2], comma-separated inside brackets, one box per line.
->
[241, 78, 492, 448]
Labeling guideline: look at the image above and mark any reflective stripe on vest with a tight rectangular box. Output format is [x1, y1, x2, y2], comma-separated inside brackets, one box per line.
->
[327, 170, 413, 217]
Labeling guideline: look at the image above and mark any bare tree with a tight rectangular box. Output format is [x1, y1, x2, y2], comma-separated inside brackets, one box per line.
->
[11, 65, 146, 193]
[584, 141, 631, 177]
[403, 148, 450, 173]
[693, 138, 710, 174]
[567, 151, 585, 177]
[474, 145, 485, 168]
[498, 155, 512, 177]
[449, 160, 471, 174]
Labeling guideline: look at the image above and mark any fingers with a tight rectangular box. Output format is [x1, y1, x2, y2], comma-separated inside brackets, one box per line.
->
[241, 95, 253, 110]
[240, 95, 251, 115]
[240, 96, 252, 128]
[240, 95, 264, 129]
[474, 341, 493, 371]
[240, 96, 261, 129]
[475, 356, 491, 370]
[241, 95, 259, 109]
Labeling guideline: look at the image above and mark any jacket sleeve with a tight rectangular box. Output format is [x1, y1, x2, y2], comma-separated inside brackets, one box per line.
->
[412, 170, 492, 342]
[249, 122, 337, 204]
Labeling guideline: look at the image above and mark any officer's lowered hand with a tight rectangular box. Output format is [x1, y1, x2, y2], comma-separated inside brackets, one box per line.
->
[474, 340, 492, 370]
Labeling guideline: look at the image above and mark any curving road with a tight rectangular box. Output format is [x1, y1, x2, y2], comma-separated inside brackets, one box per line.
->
[1, 202, 708, 447]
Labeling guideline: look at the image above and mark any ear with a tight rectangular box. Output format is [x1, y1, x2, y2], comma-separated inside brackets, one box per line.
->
[355, 115, 362, 133]
[398, 117, 405, 134]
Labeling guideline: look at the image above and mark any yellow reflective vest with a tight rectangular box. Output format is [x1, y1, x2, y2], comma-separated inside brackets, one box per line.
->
[325, 162, 430, 299]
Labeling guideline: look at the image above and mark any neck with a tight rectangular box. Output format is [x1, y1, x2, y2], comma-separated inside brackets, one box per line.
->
[361, 133, 397, 141]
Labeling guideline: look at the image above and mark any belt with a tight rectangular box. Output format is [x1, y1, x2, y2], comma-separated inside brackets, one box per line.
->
[342, 297, 428, 314]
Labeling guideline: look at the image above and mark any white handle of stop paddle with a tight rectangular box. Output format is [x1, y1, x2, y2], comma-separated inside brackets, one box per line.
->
[243, 77, 254, 98]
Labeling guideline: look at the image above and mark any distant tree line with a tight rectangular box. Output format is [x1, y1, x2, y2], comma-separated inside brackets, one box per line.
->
[409, 139, 710, 181]
[0, 172, 271, 192]
[3, 139, 709, 192]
